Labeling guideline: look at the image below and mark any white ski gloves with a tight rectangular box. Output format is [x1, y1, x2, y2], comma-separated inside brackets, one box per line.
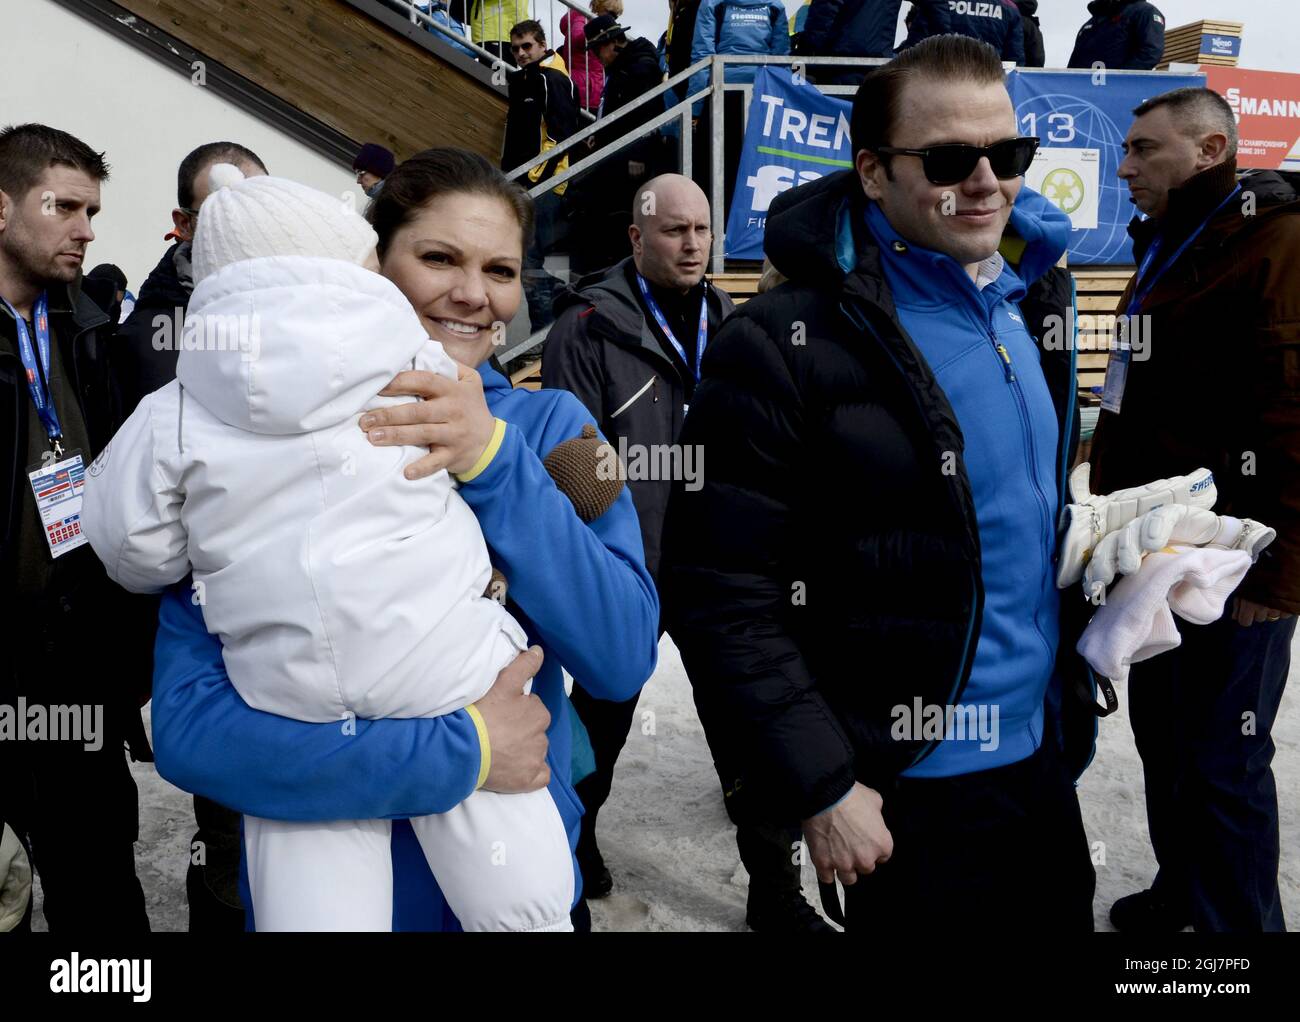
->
[1056, 463, 1218, 588]
[1056, 462, 1275, 601]
[1083, 506, 1276, 597]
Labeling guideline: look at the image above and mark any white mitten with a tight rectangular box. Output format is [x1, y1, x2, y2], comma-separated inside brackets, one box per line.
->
[1056, 463, 1217, 588]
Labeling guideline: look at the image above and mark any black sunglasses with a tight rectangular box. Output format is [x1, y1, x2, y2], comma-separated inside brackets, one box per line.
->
[875, 137, 1041, 186]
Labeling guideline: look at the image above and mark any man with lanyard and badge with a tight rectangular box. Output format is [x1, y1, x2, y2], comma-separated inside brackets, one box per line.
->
[1092, 87, 1300, 932]
[543, 174, 831, 922]
[0, 124, 153, 931]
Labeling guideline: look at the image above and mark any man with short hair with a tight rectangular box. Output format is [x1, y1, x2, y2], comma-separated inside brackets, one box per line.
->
[0, 123, 153, 931]
[662, 35, 1099, 933]
[1068, 0, 1165, 71]
[542, 176, 748, 910]
[110, 139, 266, 932]
[114, 141, 267, 417]
[1093, 87, 1300, 932]
[503, 19, 579, 331]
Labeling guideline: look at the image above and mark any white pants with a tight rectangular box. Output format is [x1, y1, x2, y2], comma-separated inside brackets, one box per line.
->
[243, 622, 573, 932]
[245, 785, 575, 931]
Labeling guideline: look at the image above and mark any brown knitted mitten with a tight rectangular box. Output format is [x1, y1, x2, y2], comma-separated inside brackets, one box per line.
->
[543, 424, 625, 523]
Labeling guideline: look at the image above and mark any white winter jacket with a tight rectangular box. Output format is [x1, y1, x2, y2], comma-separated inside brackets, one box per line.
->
[83, 256, 526, 723]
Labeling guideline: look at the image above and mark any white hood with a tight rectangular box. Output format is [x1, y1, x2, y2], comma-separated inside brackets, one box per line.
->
[176, 255, 438, 435]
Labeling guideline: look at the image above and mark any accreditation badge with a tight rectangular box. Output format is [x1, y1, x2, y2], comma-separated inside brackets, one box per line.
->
[26, 450, 88, 559]
[1100, 349, 1129, 415]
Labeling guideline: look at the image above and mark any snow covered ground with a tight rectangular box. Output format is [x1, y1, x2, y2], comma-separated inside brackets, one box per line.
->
[31, 634, 1300, 931]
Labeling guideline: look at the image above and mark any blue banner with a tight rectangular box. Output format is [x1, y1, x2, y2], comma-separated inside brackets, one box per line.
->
[1202, 34, 1242, 59]
[727, 67, 1206, 266]
[725, 67, 852, 260]
[1005, 69, 1204, 264]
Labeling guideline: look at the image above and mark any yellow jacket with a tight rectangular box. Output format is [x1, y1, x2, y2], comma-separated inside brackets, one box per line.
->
[467, 0, 532, 45]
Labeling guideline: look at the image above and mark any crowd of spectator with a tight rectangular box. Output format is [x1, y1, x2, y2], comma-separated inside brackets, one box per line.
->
[386, 2, 1174, 322]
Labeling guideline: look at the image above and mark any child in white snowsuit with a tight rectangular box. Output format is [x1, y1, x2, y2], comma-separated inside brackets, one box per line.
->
[83, 167, 574, 931]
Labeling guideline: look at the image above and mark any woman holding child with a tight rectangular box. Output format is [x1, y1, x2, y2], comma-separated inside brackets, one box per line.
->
[140, 148, 660, 931]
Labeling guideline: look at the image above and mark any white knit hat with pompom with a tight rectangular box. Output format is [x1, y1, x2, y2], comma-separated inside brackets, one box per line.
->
[191, 163, 378, 285]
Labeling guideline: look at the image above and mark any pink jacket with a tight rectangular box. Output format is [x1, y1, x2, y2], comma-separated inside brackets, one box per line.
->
[560, 11, 604, 111]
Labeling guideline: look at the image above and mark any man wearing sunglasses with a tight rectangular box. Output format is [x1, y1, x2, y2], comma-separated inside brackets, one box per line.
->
[663, 34, 1099, 933]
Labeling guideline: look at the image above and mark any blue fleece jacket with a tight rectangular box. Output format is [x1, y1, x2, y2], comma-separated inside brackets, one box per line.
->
[863, 188, 1070, 777]
[149, 363, 660, 930]
[687, 0, 789, 113]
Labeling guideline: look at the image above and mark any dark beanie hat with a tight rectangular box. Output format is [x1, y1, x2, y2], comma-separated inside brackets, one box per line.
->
[352, 143, 396, 178]
[584, 15, 627, 48]
[86, 263, 128, 291]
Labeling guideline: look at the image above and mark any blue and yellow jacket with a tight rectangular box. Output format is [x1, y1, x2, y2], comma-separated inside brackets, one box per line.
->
[150, 362, 660, 930]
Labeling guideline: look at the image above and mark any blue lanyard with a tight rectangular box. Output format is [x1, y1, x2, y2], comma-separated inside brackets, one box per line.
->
[3, 292, 62, 447]
[636, 273, 709, 382]
[1127, 184, 1241, 318]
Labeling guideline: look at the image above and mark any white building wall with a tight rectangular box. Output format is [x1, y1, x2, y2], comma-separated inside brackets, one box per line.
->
[2, 0, 359, 292]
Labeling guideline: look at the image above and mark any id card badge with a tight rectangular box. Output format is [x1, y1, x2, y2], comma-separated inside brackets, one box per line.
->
[26, 450, 89, 559]
[1100, 348, 1130, 414]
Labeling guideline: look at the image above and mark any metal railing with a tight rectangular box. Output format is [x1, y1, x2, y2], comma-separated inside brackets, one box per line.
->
[378, 0, 598, 120]
[496, 54, 895, 365]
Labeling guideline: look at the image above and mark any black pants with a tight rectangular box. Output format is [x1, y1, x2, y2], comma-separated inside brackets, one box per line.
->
[570, 684, 642, 873]
[4, 697, 149, 932]
[1129, 613, 1293, 932]
[844, 743, 1096, 933]
[3, 596, 150, 933]
[186, 795, 245, 931]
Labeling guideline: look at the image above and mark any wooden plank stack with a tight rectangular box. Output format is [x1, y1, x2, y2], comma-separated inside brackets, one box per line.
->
[1072, 266, 1133, 401]
[1158, 20, 1244, 69]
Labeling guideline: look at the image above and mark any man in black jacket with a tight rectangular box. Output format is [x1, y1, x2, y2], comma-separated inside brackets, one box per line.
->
[542, 174, 761, 912]
[666, 0, 704, 101]
[1068, 0, 1165, 71]
[503, 20, 580, 329]
[900, 0, 1025, 65]
[114, 141, 267, 418]
[1015, 0, 1046, 67]
[111, 141, 266, 932]
[589, 18, 663, 132]
[573, 17, 670, 275]
[0, 123, 154, 932]
[797, 0, 903, 86]
[662, 36, 1099, 933]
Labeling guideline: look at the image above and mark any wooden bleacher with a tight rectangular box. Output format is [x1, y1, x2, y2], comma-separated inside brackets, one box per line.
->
[110, 0, 507, 162]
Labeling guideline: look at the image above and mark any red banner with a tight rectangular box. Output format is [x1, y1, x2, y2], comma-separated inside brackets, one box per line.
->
[1202, 66, 1300, 171]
